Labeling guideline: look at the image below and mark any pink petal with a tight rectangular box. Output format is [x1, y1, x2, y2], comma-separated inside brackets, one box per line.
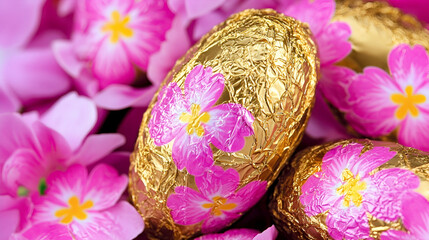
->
[184, 65, 225, 111]
[350, 146, 397, 178]
[347, 67, 400, 136]
[0, 86, 20, 113]
[196, 228, 259, 240]
[2, 148, 45, 194]
[229, 181, 267, 213]
[167, 186, 211, 225]
[0, 113, 38, 161]
[281, 0, 334, 36]
[149, 82, 187, 145]
[52, 40, 85, 79]
[184, 0, 226, 19]
[398, 192, 429, 238]
[69, 133, 125, 166]
[305, 91, 351, 141]
[94, 151, 130, 175]
[0, 209, 19, 239]
[58, 0, 76, 17]
[83, 164, 128, 211]
[195, 166, 239, 199]
[4, 48, 71, 105]
[0, 0, 44, 48]
[206, 103, 254, 152]
[326, 207, 370, 240]
[253, 225, 278, 240]
[117, 107, 146, 151]
[319, 66, 355, 112]
[364, 168, 420, 222]
[317, 22, 352, 66]
[124, 0, 173, 70]
[380, 230, 410, 240]
[20, 222, 73, 240]
[147, 17, 191, 85]
[92, 39, 135, 88]
[201, 211, 239, 234]
[388, 44, 429, 90]
[93, 84, 158, 110]
[41, 92, 97, 151]
[300, 173, 339, 216]
[388, 0, 429, 23]
[321, 143, 364, 178]
[45, 165, 88, 205]
[172, 129, 214, 176]
[398, 115, 429, 151]
[192, 11, 225, 40]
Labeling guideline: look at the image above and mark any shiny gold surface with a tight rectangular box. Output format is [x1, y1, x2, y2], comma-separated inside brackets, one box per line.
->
[269, 139, 429, 239]
[129, 9, 319, 239]
[334, 0, 429, 73]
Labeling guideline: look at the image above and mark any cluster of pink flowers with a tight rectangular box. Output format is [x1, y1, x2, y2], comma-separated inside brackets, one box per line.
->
[2, 0, 429, 239]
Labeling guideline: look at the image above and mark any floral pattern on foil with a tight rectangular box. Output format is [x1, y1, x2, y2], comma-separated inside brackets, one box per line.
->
[347, 44, 429, 151]
[381, 192, 429, 239]
[167, 166, 266, 233]
[300, 143, 420, 240]
[148, 65, 255, 176]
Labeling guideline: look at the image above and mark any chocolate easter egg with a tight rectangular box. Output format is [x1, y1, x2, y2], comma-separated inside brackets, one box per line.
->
[129, 9, 319, 239]
[269, 139, 429, 239]
[334, 0, 429, 73]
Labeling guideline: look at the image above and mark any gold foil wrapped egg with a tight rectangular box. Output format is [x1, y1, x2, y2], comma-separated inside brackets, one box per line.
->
[129, 9, 319, 239]
[269, 139, 429, 239]
[334, 0, 429, 73]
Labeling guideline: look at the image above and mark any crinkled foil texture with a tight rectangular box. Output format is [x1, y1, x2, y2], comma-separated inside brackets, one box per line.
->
[129, 9, 319, 240]
[334, 0, 429, 73]
[269, 139, 429, 240]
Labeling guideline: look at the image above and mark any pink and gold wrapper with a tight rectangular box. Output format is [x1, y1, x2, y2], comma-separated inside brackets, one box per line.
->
[129, 9, 319, 239]
[334, 0, 429, 73]
[269, 139, 429, 239]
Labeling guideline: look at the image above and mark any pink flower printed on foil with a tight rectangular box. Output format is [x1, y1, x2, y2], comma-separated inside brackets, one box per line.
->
[167, 166, 266, 233]
[196, 225, 278, 240]
[148, 65, 254, 176]
[20, 164, 143, 239]
[346, 44, 429, 151]
[300, 143, 420, 240]
[381, 192, 429, 239]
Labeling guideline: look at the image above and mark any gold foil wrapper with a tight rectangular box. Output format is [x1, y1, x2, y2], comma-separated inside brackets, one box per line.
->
[129, 9, 319, 239]
[269, 139, 429, 239]
[334, 0, 429, 73]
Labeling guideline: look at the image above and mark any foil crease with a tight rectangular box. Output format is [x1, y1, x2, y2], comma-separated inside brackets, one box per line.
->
[269, 139, 429, 240]
[334, 0, 429, 73]
[129, 9, 319, 239]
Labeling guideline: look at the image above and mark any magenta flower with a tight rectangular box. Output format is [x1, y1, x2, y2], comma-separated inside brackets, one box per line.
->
[53, 0, 173, 110]
[167, 166, 266, 233]
[149, 65, 254, 176]
[387, 0, 429, 24]
[300, 143, 420, 240]
[196, 225, 278, 240]
[381, 192, 429, 239]
[20, 164, 143, 239]
[0, 92, 125, 197]
[346, 44, 429, 151]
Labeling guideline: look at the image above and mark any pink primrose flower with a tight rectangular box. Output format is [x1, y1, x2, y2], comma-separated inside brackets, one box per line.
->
[0, 93, 125, 197]
[196, 225, 278, 240]
[387, 0, 429, 24]
[346, 44, 429, 151]
[381, 192, 429, 239]
[167, 166, 267, 233]
[20, 164, 143, 240]
[300, 143, 420, 240]
[148, 65, 254, 176]
[53, 0, 173, 110]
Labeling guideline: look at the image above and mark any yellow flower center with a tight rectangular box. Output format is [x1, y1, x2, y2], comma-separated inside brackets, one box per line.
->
[336, 169, 367, 207]
[202, 196, 237, 216]
[54, 196, 94, 224]
[391, 85, 426, 120]
[179, 104, 210, 137]
[101, 10, 133, 43]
